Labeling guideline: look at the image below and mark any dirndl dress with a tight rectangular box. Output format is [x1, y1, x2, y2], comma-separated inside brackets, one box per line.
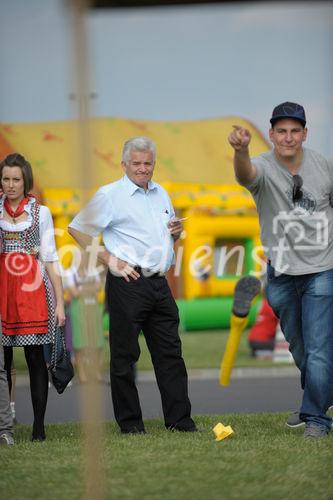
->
[0, 200, 56, 347]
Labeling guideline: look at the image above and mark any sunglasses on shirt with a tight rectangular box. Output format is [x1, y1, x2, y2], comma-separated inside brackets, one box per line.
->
[292, 174, 303, 204]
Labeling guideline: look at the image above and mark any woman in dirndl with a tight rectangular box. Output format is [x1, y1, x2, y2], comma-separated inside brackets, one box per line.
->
[0, 153, 65, 441]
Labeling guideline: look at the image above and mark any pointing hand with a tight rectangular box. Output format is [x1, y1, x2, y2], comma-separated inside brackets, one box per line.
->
[228, 125, 252, 151]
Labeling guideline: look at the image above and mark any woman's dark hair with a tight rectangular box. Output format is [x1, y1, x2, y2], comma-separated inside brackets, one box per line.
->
[0, 153, 34, 196]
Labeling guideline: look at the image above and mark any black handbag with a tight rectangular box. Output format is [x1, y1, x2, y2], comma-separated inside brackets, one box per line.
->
[44, 326, 74, 394]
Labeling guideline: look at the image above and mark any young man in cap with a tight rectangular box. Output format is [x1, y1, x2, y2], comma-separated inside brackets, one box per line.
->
[228, 102, 333, 439]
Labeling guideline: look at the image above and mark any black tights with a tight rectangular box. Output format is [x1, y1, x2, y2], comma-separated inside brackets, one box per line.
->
[4, 345, 48, 438]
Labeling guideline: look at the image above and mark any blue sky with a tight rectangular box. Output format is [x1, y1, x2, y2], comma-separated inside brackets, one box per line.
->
[1, 1, 333, 154]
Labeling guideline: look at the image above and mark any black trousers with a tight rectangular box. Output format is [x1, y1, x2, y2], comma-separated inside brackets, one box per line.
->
[105, 271, 194, 431]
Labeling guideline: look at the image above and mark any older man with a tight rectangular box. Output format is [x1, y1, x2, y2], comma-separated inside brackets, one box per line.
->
[69, 136, 196, 434]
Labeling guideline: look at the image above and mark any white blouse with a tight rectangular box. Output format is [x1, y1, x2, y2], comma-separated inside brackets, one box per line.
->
[0, 196, 58, 262]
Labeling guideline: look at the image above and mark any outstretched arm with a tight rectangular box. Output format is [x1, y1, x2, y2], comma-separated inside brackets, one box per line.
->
[228, 125, 257, 186]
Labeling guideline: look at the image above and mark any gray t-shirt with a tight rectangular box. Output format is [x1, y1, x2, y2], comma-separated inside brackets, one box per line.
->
[245, 147, 333, 275]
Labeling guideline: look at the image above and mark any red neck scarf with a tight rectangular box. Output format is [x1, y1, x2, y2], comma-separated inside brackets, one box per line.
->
[4, 195, 31, 220]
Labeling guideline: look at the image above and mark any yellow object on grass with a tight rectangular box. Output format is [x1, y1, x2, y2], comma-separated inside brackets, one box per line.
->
[213, 422, 234, 441]
[219, 314, 249, 386]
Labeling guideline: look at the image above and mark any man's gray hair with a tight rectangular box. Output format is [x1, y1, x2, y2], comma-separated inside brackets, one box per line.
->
[122, 136, 156, 164]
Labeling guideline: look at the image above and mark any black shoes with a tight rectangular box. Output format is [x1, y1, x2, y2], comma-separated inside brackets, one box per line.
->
[32, 425, 46, 442]
[120, 424, 198, 434]
[121, 427, 146, 435]
[32, 434, 46, 442]
[167, 424, 198, 433]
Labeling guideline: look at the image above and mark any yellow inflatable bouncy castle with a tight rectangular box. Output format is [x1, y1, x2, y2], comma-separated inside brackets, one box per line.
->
[163, 183, 264, 330]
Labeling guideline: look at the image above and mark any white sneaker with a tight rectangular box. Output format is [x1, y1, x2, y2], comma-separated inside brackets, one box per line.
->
[0, 433, 14, 446]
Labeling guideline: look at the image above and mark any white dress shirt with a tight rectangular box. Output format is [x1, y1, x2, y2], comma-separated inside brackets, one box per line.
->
[69, 175, 176, 273]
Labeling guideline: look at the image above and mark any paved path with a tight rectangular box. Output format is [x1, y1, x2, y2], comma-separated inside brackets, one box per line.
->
[15, 367, 302, 425]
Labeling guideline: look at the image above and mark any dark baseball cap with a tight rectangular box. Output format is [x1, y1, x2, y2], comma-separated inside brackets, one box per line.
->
[270, 101, 306, 127]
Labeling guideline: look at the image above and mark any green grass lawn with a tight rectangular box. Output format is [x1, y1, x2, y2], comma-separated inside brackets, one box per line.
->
[12, 330, 283, 374]
[1, 414, 332, 500]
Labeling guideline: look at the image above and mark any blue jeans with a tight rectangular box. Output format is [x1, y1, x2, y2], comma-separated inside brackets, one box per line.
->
[266, 265, 333, 431]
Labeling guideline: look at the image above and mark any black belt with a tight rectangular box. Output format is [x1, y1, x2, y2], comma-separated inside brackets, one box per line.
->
[134, 266, 165, 278]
